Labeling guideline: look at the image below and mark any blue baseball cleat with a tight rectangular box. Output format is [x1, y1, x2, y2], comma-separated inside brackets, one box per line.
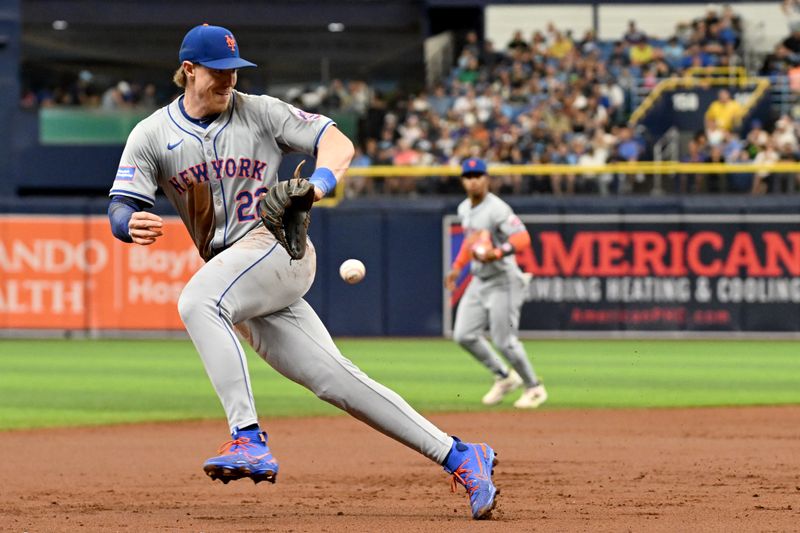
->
[443, 437, 499, 519]
[203, 428, 278, 485]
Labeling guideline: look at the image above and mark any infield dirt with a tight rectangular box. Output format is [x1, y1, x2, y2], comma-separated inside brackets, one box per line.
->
[1, 406, 798, 532]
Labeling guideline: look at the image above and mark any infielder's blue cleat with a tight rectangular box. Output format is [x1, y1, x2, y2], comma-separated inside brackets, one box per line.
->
[443, 437, 498, 519]
[203, 428, 278, 485]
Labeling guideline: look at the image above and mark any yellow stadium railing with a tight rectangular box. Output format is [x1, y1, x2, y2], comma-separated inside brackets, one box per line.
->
[315, 162, 800, 206]
[628, 66, 771, 125]
[345, 162, 800, 176]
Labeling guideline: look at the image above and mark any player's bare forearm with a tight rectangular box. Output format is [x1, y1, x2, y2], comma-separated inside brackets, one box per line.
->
[313, 126, 355, 200]
[128, 211, 164, 245]
[445, 269, 460, 292]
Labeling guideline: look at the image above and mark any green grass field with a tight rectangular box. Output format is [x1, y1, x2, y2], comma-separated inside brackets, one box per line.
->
[0, 338, 798, 430]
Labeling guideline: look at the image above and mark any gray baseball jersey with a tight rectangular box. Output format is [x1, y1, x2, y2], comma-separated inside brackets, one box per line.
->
[110, 90, 333, 261]
[453, 193, 539, 388]
[456, 192, 527, 280]
[110, 91, 452, 464]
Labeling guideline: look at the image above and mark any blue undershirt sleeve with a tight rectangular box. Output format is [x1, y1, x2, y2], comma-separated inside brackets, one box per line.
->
[108, 195, 148, 243]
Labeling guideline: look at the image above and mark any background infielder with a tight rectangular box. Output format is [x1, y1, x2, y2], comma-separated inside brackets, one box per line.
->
[107, 24, 498, 519]
[446, 158, 548, 409]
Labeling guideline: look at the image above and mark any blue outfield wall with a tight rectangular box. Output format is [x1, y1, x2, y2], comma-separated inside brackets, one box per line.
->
[1, 195, 799, 336]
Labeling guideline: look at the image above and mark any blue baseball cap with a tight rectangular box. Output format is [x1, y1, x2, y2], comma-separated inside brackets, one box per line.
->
[461, 157, 488, 176]
[179, 24, 257, 70]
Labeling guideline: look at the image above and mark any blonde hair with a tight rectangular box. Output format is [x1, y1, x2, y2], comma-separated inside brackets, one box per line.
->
[173, 65, 187, 88]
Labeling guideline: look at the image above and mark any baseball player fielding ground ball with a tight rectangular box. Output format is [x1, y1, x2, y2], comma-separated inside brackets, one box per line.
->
[108, 24, 498, 519]
[446, 158, 548, 409]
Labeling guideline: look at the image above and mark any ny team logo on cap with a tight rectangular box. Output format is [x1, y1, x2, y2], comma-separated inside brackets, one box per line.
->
[179, 24, 257, 70]
[461, 157, 487, 175]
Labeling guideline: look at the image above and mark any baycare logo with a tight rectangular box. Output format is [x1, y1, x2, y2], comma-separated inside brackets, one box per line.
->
[527, 231, 800, 277]
[0, 238, 108, 273]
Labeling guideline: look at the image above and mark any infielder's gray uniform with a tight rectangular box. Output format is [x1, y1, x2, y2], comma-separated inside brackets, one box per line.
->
[109, 91, 451, 463]
[453, 193, 539, 387]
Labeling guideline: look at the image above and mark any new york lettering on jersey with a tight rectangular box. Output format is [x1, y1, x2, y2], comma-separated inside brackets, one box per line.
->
[167, 157, 269, 194]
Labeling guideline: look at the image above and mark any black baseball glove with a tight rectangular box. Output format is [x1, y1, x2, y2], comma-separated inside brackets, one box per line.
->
[258, 175, 316, 260]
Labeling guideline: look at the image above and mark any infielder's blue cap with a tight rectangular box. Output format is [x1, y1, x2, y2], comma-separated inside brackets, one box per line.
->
[461, 157, 488, 176]
[179, 24, 257, 70]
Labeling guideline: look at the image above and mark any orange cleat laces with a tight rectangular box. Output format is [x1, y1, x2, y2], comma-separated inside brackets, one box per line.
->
[449, 459, 479, 496]
[216, 436, 257, 456]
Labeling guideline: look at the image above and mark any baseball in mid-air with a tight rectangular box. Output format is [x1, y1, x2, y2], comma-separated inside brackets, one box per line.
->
[339, 259, 366, 284]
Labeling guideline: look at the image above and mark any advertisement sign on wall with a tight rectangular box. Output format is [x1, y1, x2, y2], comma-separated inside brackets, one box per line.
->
[0, 215, 201, 330]
[444, 214, 800, 336]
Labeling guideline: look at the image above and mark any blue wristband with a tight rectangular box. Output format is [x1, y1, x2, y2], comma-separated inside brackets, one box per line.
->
[309, 167, 337, 196]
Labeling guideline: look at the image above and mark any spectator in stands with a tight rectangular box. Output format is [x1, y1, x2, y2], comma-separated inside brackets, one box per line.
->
[101, 81, 133, 110]
[703, 22, 730, 57]
[722, 130, 745, 181]
[547, 30, 574, 59]
[610, 126, 643, 193]
[608, 41, 630, 72]
[298, 84, 325, 110]
[700, 4, 722, 31]
[326, 79, 353, 110]
[530, 31, 548, 56]
[462, 31, 481, 59]
[139, 83, 158, 109]
[772, 114, 798, 152]
[705, 117, 726, 147]
[348, 81, 372, 116]
[629, 35, 655, 67]
[388, 137, 421, 195]
[678, 139, 709, 193]
[576, 138, 606, 194]
[376, 128, 397, 166]
[615, 126, 642, 162]
[598, 75, 626, 125]
[745, 119, 769, 154]
[578, 29, 600, 56]
[363, 91, 388, 140]
[717, 13, 740, 51]
[776, 139, 800, 192]
[760, 44, 794, 77]
[548, 142, 576, 195]
[727, 149, 754, 193]
[506, 30, 529, 52]
[623, 20, 646, 44]
[346, 140, 378, 198]
[752, 139, 780, 194]
[480, 39, 504, 72]
[705, 89, 743, 132]
[456, 53, 481, 85]
[674, 21, 694, 45]
[722, 4, 744, 34]
[427, 84, 453, 116]
[398, 113, 424, 146]
[704, 144, 727, 192]
[663, 36, 685, 69]
[650, 48, 675, 77]
[491, 142, 525, 195]
[693, 45, 719, 67]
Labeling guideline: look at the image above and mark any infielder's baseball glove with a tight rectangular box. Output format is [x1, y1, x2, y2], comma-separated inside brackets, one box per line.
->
[258, 177, 315, 260]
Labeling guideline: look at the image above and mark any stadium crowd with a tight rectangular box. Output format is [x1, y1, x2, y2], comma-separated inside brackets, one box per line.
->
[324, 4, 798, 196]
[19, 3, 800, 196]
